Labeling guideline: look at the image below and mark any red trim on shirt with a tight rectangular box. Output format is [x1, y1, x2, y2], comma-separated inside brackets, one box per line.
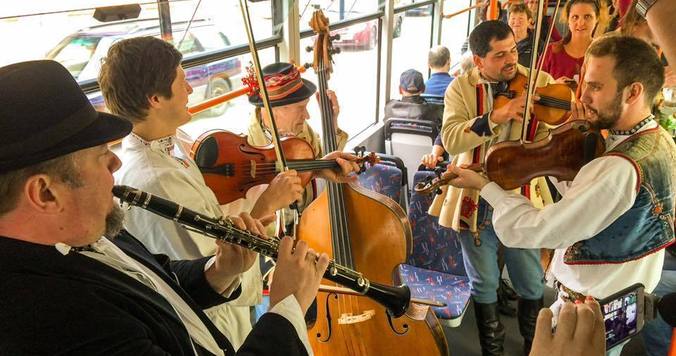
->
[472, 85, 485, 164]
[564, 240, 674, 265]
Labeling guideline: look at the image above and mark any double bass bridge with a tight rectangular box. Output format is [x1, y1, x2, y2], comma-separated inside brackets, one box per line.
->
[337, 310, 376, 325]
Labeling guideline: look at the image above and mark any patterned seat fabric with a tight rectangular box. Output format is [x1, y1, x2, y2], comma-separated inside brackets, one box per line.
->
[397, 170, 471, 323]
[357, 163, 402, 205]
[397, 263, 470, 320]
[407, 171, 465, 275]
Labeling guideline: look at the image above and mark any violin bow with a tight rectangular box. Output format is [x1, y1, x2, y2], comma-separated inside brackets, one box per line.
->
[521, 0, 563, 141]
[239, 0, 289, 171]
[239, 0, 300, 232]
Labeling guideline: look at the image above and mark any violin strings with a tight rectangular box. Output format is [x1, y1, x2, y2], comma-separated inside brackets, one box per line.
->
[538, 96, 571, 109]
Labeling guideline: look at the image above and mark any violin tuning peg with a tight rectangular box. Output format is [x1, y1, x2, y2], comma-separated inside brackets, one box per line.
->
[305, 46, 314, 52]
[303, 63, 312, 69]
[331, 48, 341, 55]
[330, 34, 341, 41]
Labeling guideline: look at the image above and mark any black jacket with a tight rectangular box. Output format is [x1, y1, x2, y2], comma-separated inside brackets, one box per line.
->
[0, 231, 307, 356]
[384, 95, 442, 127]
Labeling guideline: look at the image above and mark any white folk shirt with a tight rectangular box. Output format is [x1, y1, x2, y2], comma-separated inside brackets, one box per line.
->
[480, 122, 664, 299]
[115, 133, 267, 348]
[56, 238, 311, 356]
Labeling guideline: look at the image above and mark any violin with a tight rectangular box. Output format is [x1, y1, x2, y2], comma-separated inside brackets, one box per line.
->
[415, 120, 605, 194]
[189, 130, 376, 205]
[493, 72, 574, 126]
[449, 0, 605, 192]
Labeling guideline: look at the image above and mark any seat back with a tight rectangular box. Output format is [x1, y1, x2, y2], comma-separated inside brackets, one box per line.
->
[375, 153, 409, 208]
[421, 93, 444, 105]
[357, 162, 404, 208]
[384, 119, 438, 193]
[407, 170, 466, 276]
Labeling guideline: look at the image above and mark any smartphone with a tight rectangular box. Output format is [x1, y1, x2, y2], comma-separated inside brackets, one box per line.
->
[598, 283, 645, 350]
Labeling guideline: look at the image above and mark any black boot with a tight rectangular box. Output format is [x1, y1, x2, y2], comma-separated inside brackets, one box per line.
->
[497, 282, 516, 317]
[473, 300, 505, 356]
[500, 278, 519, 301]
[518, 297, 544, 356]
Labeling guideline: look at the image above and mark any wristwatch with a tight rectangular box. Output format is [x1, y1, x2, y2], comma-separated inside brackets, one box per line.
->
[635, 0, 659, 18]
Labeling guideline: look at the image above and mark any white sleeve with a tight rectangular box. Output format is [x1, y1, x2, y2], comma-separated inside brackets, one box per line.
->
[548, 176, 573, 195]
[267, 295, 313, 356]
[120, 165, 219, 260]
[480, 156, 638, 249]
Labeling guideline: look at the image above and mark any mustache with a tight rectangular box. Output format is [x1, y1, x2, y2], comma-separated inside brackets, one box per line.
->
[502, 64, 516, 71]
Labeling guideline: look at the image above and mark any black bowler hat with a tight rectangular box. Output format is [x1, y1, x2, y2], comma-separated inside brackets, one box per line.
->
[0, 60, 132, 173]
[247, 62, 317, 107]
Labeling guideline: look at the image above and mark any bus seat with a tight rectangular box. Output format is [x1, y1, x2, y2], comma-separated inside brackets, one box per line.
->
[384, 118, 439, 195]
[357, 162, 403, 208]
[396, 170, 470, 327]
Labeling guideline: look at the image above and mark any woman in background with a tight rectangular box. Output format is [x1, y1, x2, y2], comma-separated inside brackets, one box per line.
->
[541, 0, 607, 85]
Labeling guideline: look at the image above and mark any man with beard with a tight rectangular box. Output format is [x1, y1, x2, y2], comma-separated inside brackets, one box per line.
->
[427, 20, 557, 356]
[443, 35, 674, 356]
[0, 60, 328, 355]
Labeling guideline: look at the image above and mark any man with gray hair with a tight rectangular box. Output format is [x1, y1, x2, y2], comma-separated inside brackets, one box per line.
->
[424, 45, 454, 97]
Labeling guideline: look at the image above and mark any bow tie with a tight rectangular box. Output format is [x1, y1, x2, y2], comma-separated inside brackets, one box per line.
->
[490, 81, 510, 98]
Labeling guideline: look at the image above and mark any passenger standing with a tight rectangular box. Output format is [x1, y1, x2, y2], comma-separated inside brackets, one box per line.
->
[429, 21, 555, 356]
[508, 3, 544, 67]
[541, 0, 605, 83]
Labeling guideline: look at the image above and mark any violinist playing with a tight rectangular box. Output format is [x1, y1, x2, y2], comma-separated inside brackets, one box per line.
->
[427, 20, 556, 356]
[444, 35, 675, 356]
[99, 36, 360, 348]
[246, 62, 350, 216]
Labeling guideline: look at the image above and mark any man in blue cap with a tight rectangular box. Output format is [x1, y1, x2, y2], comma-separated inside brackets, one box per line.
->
[384, 68, 441, 124]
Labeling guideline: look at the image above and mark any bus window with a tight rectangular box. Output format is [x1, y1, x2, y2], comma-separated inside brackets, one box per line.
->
[390, 6, 434, 100]
[300, 20, 380, 140]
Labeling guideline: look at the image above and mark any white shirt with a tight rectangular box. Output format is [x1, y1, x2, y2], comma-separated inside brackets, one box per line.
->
[480, 122, 664, 298]
[115, 133, 287, 349]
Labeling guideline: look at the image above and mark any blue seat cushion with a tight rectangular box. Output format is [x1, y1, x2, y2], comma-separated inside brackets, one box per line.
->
[357, 163, 402, 204]
[397, 263, 471, 321]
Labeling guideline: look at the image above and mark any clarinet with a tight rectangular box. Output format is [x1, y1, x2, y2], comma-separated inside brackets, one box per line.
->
[112, 185, 411, 318]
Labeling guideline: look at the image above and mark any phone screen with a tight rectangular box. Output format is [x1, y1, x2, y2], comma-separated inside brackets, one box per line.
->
[602, 290, 639, 349]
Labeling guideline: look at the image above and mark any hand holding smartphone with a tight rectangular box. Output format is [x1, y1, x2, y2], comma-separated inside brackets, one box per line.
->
[598, 283, 646, 350]
[532, 297, 605, 356]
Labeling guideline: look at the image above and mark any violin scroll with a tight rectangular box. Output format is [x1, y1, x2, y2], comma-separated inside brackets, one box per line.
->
[353, 146, 379, 173]
[414, 164, 482, 195]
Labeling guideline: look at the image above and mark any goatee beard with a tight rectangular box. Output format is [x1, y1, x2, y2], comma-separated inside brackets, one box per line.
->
[589, 92, 623, 130]
[104, 204, 125, 239]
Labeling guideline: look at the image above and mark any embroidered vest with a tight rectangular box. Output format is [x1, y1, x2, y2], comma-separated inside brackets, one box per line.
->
[564, 127, 676, 264]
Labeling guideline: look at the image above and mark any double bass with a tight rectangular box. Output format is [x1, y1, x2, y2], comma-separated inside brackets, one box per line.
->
[297, 10, 447, 356]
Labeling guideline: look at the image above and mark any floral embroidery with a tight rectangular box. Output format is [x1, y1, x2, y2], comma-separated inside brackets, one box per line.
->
[460, 196, 477, 219]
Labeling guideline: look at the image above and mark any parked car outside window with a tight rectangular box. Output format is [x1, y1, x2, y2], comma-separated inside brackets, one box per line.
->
[306, 1, 402, 51]
[46, 18, 240, 117]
